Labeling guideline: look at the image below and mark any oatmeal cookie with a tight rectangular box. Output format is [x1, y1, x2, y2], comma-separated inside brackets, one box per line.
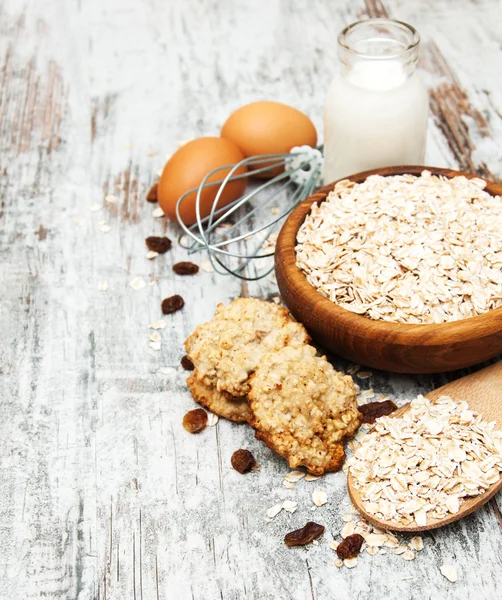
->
[248, 345, 361, 475]
[186, 372, 252, 424]
[184, 298, 310, 398]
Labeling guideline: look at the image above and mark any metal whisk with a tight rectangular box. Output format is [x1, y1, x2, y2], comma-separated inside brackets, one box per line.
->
[176, 146, 323, 280]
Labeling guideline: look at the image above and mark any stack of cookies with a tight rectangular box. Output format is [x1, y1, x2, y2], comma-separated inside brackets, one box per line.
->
[184, 298, 361, 475]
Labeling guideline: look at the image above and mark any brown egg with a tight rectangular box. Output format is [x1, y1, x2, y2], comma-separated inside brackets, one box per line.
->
[158, 137, 247, 226]
[221, 101, 317, 179]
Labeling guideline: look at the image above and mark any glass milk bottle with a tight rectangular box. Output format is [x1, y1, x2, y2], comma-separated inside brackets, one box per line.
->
[323, 19, 429, 182]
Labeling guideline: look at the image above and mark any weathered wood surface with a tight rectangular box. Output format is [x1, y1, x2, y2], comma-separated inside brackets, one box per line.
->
[0, 0, 501, 598]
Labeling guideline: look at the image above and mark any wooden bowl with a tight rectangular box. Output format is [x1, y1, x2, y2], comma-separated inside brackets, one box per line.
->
[275, 165, 502, 374]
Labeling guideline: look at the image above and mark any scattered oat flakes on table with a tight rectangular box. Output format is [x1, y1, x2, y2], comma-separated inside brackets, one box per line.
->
[312, 488, 328, 507]
[440, 564, 458, 583]
[266, 504, 283, 520]
[206, 413, 219, 427]
[129, 277, 146, 290]
[284, 470, 306, 483]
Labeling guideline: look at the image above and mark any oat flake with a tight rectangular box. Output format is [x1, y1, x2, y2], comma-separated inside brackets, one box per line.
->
[343, 558, 357, 569]
[284, 470, 306, 483]
[312, 487, 328, 507]
[200, 260, 214, 273]
[341, 521, 354, 538]
[129, 277, 146, 290]
[357, 371, 372, 379]
[98, 222, 111, 233]
[409, 536, 424, 552]
[266, 504, 283, 519]
[282, 500, 298, 513]
[440, 564, 458, 582]
[207, 413, 219, 427]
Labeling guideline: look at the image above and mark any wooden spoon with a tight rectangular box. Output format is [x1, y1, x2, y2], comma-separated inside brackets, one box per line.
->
[348, 360, 502, 532]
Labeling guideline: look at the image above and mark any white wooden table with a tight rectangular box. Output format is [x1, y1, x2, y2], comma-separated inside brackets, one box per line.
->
[1, 0, 502, 598]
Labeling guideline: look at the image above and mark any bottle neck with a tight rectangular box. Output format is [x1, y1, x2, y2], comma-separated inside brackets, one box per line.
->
[338, 19, 420, 91]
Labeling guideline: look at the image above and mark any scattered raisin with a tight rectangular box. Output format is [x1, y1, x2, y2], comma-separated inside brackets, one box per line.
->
[336, 534, 365, 559]
[173, 261, 199, 276]
[146, 183, 158, 202]
[358, 400, 398, 424]
[231, 449, 257, 474]
[182, 408, 208, 433]
[146, 236, 172, 254]
[181, 355, 194, 371]
[284, 522, 325, 547]
[161, 294, 184, 314]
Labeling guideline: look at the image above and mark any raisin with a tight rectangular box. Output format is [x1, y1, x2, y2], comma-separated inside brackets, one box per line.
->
[182, 408, 208, 433]
[173, 261, 199, 276]
[336, 534, 365, 559]
[161, 294, 184, 314]
[146, 183, 158, 202]
[358, 400, 398, 424]
[146, 236, 172, 254]
[284, 522, 325, 547]
[231, 449, 257, 474]
[181, 355, 194, 371]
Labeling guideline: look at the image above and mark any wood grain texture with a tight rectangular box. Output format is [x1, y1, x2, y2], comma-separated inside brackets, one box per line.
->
[275, 166, 502, 373]
[0, 0, 501, 599]
[349, 360, 502, 531]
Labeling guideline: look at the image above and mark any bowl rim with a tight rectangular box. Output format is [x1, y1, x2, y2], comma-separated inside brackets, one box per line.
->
[276, 164, 502, 345]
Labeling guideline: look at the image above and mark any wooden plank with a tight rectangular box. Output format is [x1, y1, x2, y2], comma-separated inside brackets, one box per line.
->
[0, 0, 501, 599]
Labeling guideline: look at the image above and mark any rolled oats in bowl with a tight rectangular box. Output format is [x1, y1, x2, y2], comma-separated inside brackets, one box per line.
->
[295, 171, 502, 324]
